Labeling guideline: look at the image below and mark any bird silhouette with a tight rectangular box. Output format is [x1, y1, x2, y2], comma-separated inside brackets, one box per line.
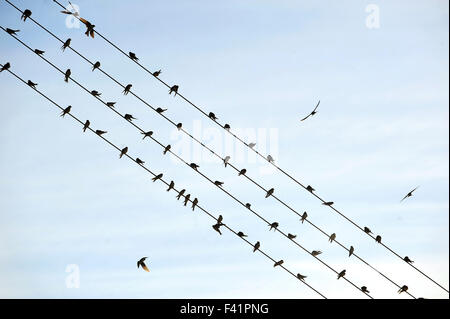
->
[92, 61, 101, 71]
[60, 105, 71, 117]
[176, 189, 186, 200]
[248, 143, 256, 149]
[274, 260, 284, 267]
[82, 120, 90, 132]
[106, 102, 116, 108]
[329, 233, 336, 243]
[212, 223, 222, 235]
[238, 169, 246, 176]
[253, 241, 260, 252]
[64, 69, 71, 82]
[337, 269, 346, 280]
[124, 114, 137, 122]
[237, 231, 247, 238]
[79, 18, 95, 38]
[364, 227, 372, 234]
[163, 145, 171, 155]
[297, 273, 307, 281]
[129, 52, 138, 61]
[269, 222, 279, 231]
[190, 163, 199, 170]
[183, 194, 191, 206]
[306, 185, 315, 193]
[95, 130, 107, 136]
[267, 155, 274, 163]
[401, 186, 419, 202]
[214, 181, 224, 187]
[6, 28, 20, 35]
[217, 215, 225, 226]
[1, 62, 11, 72]
[287, 233, 297, 239]
[208, 112, 218, 121]
[119, 147, 128, 159]
[141, 131, 153, 139]
[349, 246, 354, 257]
[34, 49, 45, 56]
[156, 107, 167, 114]
[300, 100, 320, 121]
[322, 201, 334, 206]
[361, 286, 370, 294]
[27, 80, 37, 89]
[169, 85, 179, 96]
[152, 70, 161, 77]
[300, 212, 308, 223]
[136, 158, 145, 165]
[223, 156, 230, 167]
[224, 124, 231, 131]
[91, 90, 101, 97]
[311, 250, 322, 257]
[265, 188, 274, 198]
[404, 256, 414, 264]
[176, 123, 182, 131]
[245, 203, 251, 209]
[166, 181, 175, 192]
[192, 198, 198, 211]
[61, 38, 71, 51]
[398, 285, 408, 294]
[21, 9, 32, 22]
[375, 235, 382, 244]
[152, 173, 163, 182]
[137, 257, 149, 272]
[123, 84, 132, 95]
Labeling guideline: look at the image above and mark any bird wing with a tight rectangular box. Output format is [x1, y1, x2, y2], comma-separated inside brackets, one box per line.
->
[79, 17, 89, 26]
[141, 263, 150, 272]
[312, 100, 320, 112]
[400, 193, 409, 202]
[300, 113, 312, 121]
[411, 186, 419, 194]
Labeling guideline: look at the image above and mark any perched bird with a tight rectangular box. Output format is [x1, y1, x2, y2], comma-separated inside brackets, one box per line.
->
[61, 38, 71, 51]
[248, 142, 256, 149]
[214, 181, 224, 187]
[245, 203, 251, 209]
[137, 257, 149, 272]
[265, 188, 274, 198]
[123, 84, 132, 95]
[27, 80, 37, 89]
[274, 260, 284, 267]
[106, 102, 116, 108]
[152, 173, 163, 182]
[119, 146, 128, 159]
[300, 100, 320, 121]
[208, 112, 218, 121]
[95, 130, 107, 136]
[401, 186, 419, 202]
[79, 18, 95, 38]
[156, 107, 167, 114]
[322, 201, 334, 206]
[223, 156, 230, 167]
[337, 269, 346, 280]
[169, 85, 179, 96]
[237, 231, 247, 238]
[306, 185, 315, 193]
[253, 241, 260, 252]
[64, 69, 71, 82]
[212, 223, 222, 235]
[217, 215, 225, 226]
[364, 227, 372, 234]
[129, 52, 139, 61]
[60, 105, 71, 117]
[398, 285, 408, 294]
[238, 169, 246, 176]
[191, 198, 198, 211]
[190, 163, 199, 170]
[136, 158, 145, 165]
[287, 233, 297, 240]
[300, 212, 308, 224]
[329, 233, 336, 243]
[404, 256, 414, 264]
[176, 123, 182, 131]
[375, 235, 382, 244]
[311, 250, 322, 257]
[21, 9, 32, 22]
[166, 181, 175, 192]
[267, 155, 274, 163]
[183, 194, 191, 206]
[163, 145, 171, 155]
[297, 273, 307, 281]
[176, 189, 186, 200]
[34, 49, 45, 56]
[224, 124, 231, 131]
[0, 62, 11, 72]
[92, 61, 101, 71]
[269, 222, 279, 231]
[152, 69, 161, 77]
[6, 28, 20, 35]
[124, 113, 137, 122]
[361, 286, 370, 294]
[141, 131, 153, 139]
[91, 90, 101, 97]
[349, 246, 354, 257]
[82, 120, 90, 132]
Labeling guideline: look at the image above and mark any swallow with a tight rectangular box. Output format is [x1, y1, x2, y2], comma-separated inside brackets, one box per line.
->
[152, 69, 161, 77]
[237, 231, 247, 238]
[129, 52, 139, 61]
[60, 105, 71, 117]
[245, 203, 251, 209]
[61, 38, 71, 51]
[223, 156, 230, 167]
[300, 100, 320, 121]
[322, 201, 334, 206]
[300, 212, 308, 223]
[349, 246, 354, 257]
[82, 120, 90, 132]
[297, 273, 307, 281]
[192, 198, 198, 211]
[224, 124, 231, 131]
[269, 222, 279, 231]
[123, 84, 132, 95]
[337, 269, 346, 280]
[169, 85, 179, 96]
[136, 158, 145, 165]
[212, 223, 222, 235]
[361, 286, 370, 294]
[287, 233, 297, 240]
[6, 28, 20, 35]
[137, 257, 149, 272]
[152, 173, 163, 182]
[306, 185, 315, 193]
[34, 49, 45, 56]
[311, 250, 322, 257]
[166, 181, 175, 192]
[267, 155, 274, 163]
[91, 90, 101, 97]
[274, 260, 284, 267]
[60, 3, 79, 17]
[217, 215, 225, 226]
[238, 169, 246, 176]
[141, 131, 153, 139]
[404, 256, 414, 264]
[398, 285, 408, 294]
[248, 142, 256, 149]
[92, 61, 101, 71]
[163, 145, 171, 155]
[401, 186, 419, 202]
[124, 114, 137, 122]
[176, 123, 182, 131]
[176, 189, 186, 200]
[0, 62, 11, 72]
[156, 107, 167, 114]
[214, 181, 224, 187]
[95, 130, 107, 136]
[106, 102, 116, 108]
[253, 241, 260, 252]
[64, 69, 71, 82]
[375, 235, 382, 244]
[119, 146, 128, 159]
[183, 194, 191, 206]
[21, 9, 32, 22]
[79, 18, 95, 38]
[364, 227, 372, 234]
[190, 163, 199, 170]
[329, 233, 336, 243]
[208, 112, 218, 121]
[265, 188, 274, 198]
[27, 80, 37, 89]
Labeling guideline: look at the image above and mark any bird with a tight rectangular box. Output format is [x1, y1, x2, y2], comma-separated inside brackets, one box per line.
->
[238, 169, 246, 176]
[245, 203, 251, 209]
[212, 223, 222, 235]
[267, 155, 274, 163]
[265, 188, 274, 198]
[311, 250, 322, 257]
[79, 18, 95, 38]
[124, 114, 137, 122]
[214, 181, 224, 187]
[123, 84, 132, 95]
[208, 112, 218, 121]
[404, 256, 414, 264]
[61, 38, 71, 51]
[300, 212, 308, 224]
[237, 231, 247, 238]
[349, 246, 354, 257]
[60, 105, 71, 117]
[152, 173, 163, 182]
[190, 163, 199, 170]
[82, 120, 90, 132]
[166, 181, 175, 192]
[136, 158, 145, 165]
[300, 100, 320, 121]
[337, 269, 346, 280]
[91, 90, 101, 97]
[176, 123, 182, 131]
[129, 52, 139, 61]
[269, 222, 279, 231]
[297, 273, 307, 281]
[375, 235, 382, 243]
[152, 69, 161, 77]
[329, 233, 336, 243]
[21, 9, 32, 22]
[363, 227, 372, 234]
[191, 198, 198, 211]
[274, 260, 284, 267]
[224, 124, 231, 131]
[287, 233, 297, 240]
[95, 130, 107, 136]
[119, 147, 128, 159]
[217, 215, 225, 226]
[1, 62, 11, 72]
[223, 156, 230, 167]
[322, 201, 334, 206]
[253, 241, 260, 252]
[401, 186, 419, 202]
[60, 3, 79, 17]
[6, 28, 20, 35]
[169, 85, 179, 96]
[141, 130, 153, 140]
[27, 80, 37, 89]
[306, 185, 315, 193]
[163, 145, 171, 155]
[64, 69, 71, 82]
[398, 285, 408, 294]
[106, 102, 116, 108]
[361, 286, 370, 294]
[183, 194, 191, 206]
[137, 257, 149, 272]
[34, 49, 45, 56]
[92, 61, 101, 71]
[248, 142, 256, 149]
[156, 107, 167, 114]
[176, 189, 186, 200]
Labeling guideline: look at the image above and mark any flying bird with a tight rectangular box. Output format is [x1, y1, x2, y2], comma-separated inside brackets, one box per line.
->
[253, 241, 260, 252]
[106, 102, 116, 108]
[265, 188, 274, 198]
[297, 273, 307, 281]
[136, 158, 145, 165]
[92, 61, 101, 71]
[123, 84, 132, 95]
[152, 173, 163, 182]
[21, 9, 32, 22]
[273, 260, 284, 267]
[311, 250, 322, 257]
[129, 52, 138, 61]
[141, 131, 153, 139]
[287, 233, 297, 240]
[208, 112, 218, 121]
[1, 62, 11, 72]
[183, 194, 191, 206]
[166, 181, 175, 192]
[306, 185, 315, 193]
[152, 69, 161, 77]
[61, 38, 71, 51]
[82, 120, 90, 132]
[27, 80, 37, 89]
[238, 169, 246, 176]
[169, 85, 179, 96]
[322, 201, 334, 206]
[95, 130, 107, 136]
[176, 189, 186, 200]
[349, 246, 354, 257]
[245, 203, 251, 209]
[269, 222, 279, 231]
[214, 181, 224, 187]
[267, 155, 274, 163]
[156, 107, 167, 114]
[364, 227, 372, 234]
[163, 145, 171, 155]
[91, 90, 101, 97]
[375, 235, 382, 244]
[404, 256, 414, 264]
[237, 231, 247, 238]
[176, 123, 182, 131]
[190, 163, 199, 170]
[79, 18, 95, 38]
[191, 198, 198, 211]
[60, 2, 79, 17]
[137, 257, 149, 272]
[224, 124, 231, 131]
[300, 100, 320, 121]
[60, 105, 71, 117]
[248, 142, 256, 149]
[6, 28, 20, 35]
[329, 233, 336, 243]
[337, 269, 346, 280]
[223, 156, 230, 167]
[124, 114, 137, 122]
[64, 69, 71, 82]
[119, 147, 128, 159]
[401, 186, 419, 202]
[34, 49, 45, 56]
[300, 212, 308, 223]
[398, 285, 408, 294]
[361, 286, 370, 294]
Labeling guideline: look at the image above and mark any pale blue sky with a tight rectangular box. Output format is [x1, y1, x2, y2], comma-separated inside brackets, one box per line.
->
[0, 0, 448, 299]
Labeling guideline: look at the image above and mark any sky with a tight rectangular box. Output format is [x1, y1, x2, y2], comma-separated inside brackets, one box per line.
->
[0, 0, 448, 299]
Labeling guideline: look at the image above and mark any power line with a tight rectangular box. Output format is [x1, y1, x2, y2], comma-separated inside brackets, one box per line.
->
[0, 5, 417, 299]
[0, 29, 373, 299]
[46, 0, 448, 294]
[0, 62, 328, 299]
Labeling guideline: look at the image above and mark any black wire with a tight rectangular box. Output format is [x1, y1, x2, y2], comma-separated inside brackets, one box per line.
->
[0, 63, 328, 299]
[46, 0, 448, 294]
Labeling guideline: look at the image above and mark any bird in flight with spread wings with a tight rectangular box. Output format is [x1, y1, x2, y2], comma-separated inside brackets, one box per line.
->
[401, 186, 419, 202]
[137, 257, 150, 272]
[300, 100, 320, 121]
